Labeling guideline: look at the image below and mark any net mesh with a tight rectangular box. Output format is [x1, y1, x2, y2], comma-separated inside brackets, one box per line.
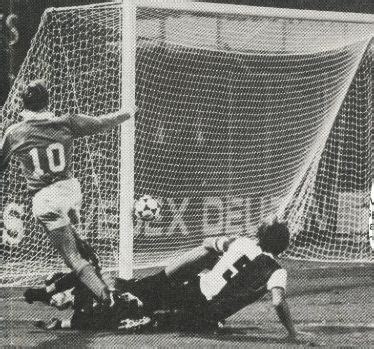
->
[1, 3, 373, 285]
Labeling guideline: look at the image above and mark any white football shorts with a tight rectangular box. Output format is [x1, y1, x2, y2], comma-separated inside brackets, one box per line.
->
[32, 178, 82, 231]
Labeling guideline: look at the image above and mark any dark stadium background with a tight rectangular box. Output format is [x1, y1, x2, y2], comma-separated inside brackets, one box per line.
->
[0, 0, 373, 106]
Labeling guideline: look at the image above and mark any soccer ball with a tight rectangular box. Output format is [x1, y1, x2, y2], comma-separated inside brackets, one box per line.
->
[134, 195, 161, 221]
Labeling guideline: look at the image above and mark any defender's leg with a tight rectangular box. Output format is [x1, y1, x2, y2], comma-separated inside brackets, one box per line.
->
[165, 237, 227, 282]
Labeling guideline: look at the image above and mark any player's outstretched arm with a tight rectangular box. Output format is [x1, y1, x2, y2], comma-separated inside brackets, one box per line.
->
[96, 108, 135, 129]
[71, 108, 136, 137]
[271, 287, 298, 340]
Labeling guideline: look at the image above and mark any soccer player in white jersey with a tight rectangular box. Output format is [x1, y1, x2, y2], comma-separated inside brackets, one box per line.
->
[0, 79, 135, 306]
[113, 217, 299, 339]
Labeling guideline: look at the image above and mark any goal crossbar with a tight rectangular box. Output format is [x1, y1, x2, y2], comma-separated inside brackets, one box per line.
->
[46, 1, 374, 25]
[135, 0, 374, 24]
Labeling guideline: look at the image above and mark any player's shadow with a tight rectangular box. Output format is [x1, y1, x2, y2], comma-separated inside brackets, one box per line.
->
[30, 325, 315, 347]
[178, 326, 311, 346]
[29, 328, 96, 348]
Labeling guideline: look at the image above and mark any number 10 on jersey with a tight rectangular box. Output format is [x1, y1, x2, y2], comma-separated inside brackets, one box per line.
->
[29, 143, 66, 177]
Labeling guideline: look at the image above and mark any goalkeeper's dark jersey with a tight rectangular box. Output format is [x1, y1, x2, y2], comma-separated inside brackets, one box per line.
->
[190, 238, 286, 321]
[121, 238, 287, 322]
[1, 110, 106, 194]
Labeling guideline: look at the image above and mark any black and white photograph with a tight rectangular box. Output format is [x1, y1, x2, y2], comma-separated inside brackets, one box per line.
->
[0, 0, 373, 347]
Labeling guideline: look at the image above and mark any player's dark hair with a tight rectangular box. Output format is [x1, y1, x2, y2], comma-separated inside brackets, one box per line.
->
[20, 79, 49, 112]
[257, 219, 290, 256]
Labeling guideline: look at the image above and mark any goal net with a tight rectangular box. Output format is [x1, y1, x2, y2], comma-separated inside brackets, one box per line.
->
[1, 1, 373, 285]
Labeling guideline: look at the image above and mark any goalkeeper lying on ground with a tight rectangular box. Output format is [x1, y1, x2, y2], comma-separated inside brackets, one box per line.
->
[25, 218, 302, 341]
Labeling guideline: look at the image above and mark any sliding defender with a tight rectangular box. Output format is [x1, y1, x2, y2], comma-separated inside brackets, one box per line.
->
[114, 218, 298, 338]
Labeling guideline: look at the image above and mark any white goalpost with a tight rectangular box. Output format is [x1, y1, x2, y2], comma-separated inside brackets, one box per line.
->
[1, 0, 373, 286]
[119, 0, 136, 280]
